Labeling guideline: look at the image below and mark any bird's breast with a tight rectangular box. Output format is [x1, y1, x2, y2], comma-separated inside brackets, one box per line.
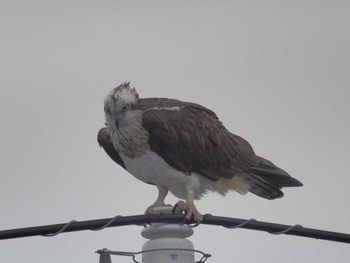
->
[120, 150, 189, 185]
[119, 149, 213, 199]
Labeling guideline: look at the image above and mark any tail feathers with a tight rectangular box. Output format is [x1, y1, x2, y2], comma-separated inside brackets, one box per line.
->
[243, 156, 303, 200]
[243, 173, 284, 199]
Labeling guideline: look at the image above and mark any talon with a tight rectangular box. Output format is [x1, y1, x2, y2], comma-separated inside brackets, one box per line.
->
[175, 200, 203, 222]
[185, 212, 193, 221]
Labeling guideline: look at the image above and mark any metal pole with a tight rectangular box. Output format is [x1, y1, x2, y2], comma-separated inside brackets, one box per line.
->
[141, 207, 195, 263]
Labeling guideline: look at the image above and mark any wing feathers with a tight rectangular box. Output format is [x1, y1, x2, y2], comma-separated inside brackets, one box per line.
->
[138, 98, 302, 199]
[97, 128, 126, 170]
[140, 99, 257, 181]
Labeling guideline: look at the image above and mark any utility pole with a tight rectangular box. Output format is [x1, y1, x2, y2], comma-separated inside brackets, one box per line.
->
[96, 206, 196, 263]
[141, 206, 195, 263]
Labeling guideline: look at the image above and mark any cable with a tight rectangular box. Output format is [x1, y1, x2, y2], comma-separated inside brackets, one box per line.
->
[41, 220, 77, 237]
[90, 215, 123, 231]
[223, 218, 257, 229]
[0, 213, 349, 243]
[268, 224, 303, 235]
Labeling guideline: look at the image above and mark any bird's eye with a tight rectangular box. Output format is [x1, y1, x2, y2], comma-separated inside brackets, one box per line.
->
[121, 104, 129, 112]
[105, 107, 111, 114]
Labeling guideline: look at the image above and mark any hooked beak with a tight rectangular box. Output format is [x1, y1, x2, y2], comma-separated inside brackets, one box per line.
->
[115, 119, 119, 130]
[106, 112, 123, 138]
[112, 112, 123, 131]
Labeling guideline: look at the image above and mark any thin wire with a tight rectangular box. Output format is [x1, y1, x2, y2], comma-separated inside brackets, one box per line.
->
[223, 218, 257, 229]
[90, 215, 123, 231]
[96, 248, 212, 263]
[185, 214, 213, 228]
[269, 224, 303, 235]
[41, 220, 78, 237]
[143, 212, 164, 227]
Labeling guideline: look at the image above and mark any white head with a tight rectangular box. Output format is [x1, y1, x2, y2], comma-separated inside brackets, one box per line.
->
[104, 82, 139, 134]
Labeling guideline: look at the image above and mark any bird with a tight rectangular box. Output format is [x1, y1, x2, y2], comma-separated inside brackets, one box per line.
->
[98, 82, 302, 221]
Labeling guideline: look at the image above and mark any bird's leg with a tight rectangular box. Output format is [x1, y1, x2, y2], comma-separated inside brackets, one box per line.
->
[145, 185, 171, 214]
[175, 191, 203, 222]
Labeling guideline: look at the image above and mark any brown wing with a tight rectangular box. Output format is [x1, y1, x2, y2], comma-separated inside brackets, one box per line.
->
[141, 100, 258, 181]
[97, 127, 126, 170]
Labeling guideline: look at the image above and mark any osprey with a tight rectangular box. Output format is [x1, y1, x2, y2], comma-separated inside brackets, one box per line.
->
[98, 82, 302, 221]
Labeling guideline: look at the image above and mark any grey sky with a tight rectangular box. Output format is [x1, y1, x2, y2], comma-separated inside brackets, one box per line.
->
[1, 1, 349, 262]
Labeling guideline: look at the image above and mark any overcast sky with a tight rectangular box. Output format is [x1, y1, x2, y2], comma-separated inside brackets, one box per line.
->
[1, 1, 349, 262]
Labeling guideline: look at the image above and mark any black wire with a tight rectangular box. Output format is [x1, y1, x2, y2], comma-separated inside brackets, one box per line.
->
[0, 214, 349, 243]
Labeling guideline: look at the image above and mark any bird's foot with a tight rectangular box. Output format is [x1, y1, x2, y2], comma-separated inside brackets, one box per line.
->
[175, 200, 203, 222]
[145, 201, 172, 215]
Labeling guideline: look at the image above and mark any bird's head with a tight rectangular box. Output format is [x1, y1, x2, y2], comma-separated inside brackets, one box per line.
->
[104, 82, 139, 135]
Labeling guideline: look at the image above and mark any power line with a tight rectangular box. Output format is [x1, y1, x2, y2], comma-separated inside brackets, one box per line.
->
[0, 213, 349, 243]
